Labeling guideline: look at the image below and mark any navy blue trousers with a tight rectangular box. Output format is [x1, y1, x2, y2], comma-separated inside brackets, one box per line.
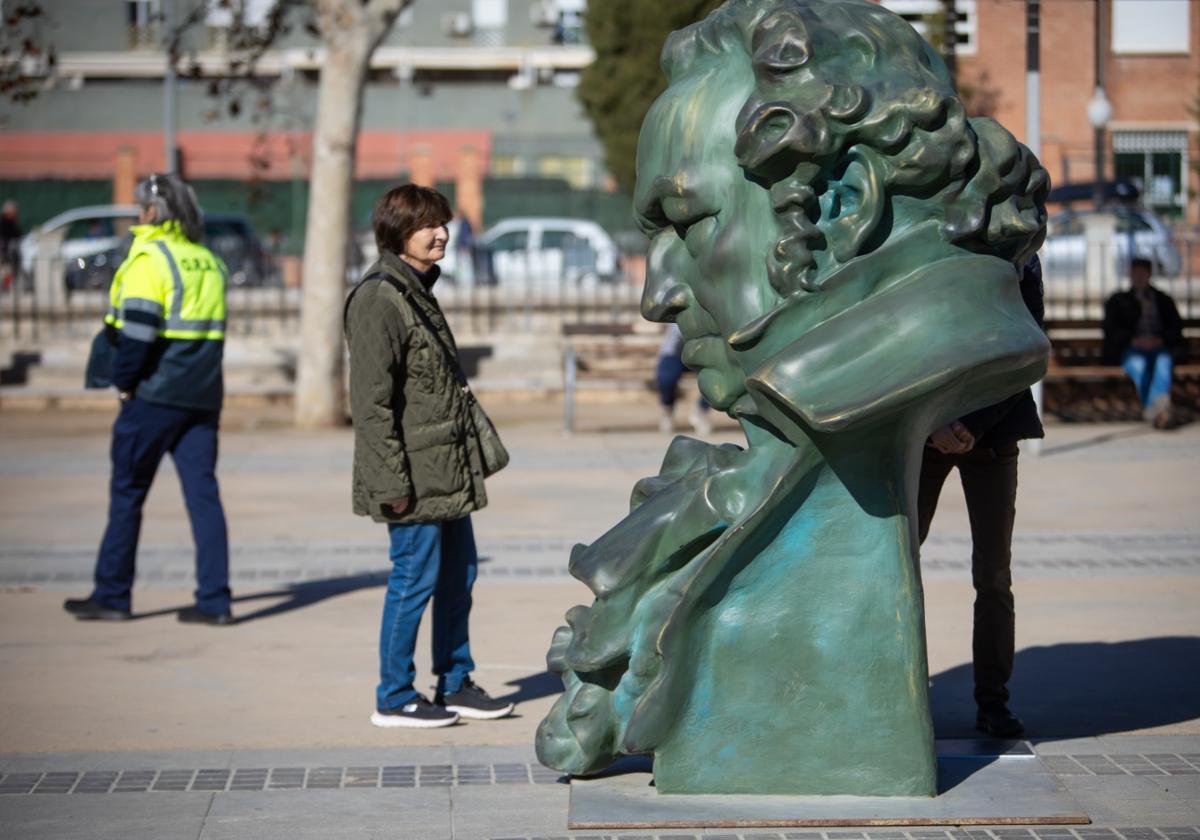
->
[92, 398, 231, 615]
[656, 353, 709, 410]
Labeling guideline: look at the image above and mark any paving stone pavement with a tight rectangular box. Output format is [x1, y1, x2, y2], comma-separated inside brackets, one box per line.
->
[0, 409, 1197, 838]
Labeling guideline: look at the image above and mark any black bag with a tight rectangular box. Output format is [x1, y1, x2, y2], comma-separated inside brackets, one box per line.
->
[84, 325, 118, 389]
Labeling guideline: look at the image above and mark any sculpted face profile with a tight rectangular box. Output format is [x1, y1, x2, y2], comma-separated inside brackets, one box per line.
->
[537, 0, 1050, 797]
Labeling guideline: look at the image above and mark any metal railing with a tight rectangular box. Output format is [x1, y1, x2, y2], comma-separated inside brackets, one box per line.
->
[1041, 237, 1200, 321]
[1, 254, 302, 343]
[0, 250, 645, 344]
[6, 238, 1198, 344]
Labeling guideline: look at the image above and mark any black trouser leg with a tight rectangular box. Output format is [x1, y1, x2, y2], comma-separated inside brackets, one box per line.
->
[956, 444, 1020, 712]
[917, 446, 956, 545]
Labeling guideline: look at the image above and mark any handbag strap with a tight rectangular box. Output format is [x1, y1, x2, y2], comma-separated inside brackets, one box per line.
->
[345, 270, 470, 390]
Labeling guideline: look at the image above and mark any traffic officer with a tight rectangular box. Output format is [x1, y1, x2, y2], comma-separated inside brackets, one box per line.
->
[65, 172, 233, 625]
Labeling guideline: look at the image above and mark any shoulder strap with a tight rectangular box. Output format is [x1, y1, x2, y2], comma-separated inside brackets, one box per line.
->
[344, 271, 468, 387]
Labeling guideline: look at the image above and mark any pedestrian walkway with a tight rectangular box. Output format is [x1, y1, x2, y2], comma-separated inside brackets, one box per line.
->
[0, 405, 1197, 838]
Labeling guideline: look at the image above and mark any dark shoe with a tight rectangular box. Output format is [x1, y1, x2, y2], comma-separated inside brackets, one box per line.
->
[976, 706, 1025, 738]
[177, 606, 235, 626]
[437, 678, 515, 720]
[63, 597, 131, 621]
[371, 694, 459, 729]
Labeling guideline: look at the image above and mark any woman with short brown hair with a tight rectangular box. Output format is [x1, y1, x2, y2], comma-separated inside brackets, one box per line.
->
[345, 184, 512, 728]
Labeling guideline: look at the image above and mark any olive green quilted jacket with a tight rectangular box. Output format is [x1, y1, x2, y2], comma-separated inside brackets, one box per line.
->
[345, 251, 492, 524]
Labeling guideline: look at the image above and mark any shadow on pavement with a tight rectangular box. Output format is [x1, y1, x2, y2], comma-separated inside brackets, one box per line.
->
[228, 572, 389, 624]
[1039, 425, 1154, 457]
[931, 636, 1200, 738]
[499, 670, 562, 704]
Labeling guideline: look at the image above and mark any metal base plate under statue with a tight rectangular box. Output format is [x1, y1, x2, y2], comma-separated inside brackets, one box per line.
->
[567, 741, 1090, 830]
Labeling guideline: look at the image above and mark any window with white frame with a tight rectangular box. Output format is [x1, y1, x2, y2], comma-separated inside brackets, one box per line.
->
[551, 0, 586, 45]
[205, 0, 275, 47]
[880, 0, 977, 56]
[1113, 130, 1189, 218]
[1112, 0, 1189, 55]
[127, 0, 160, 49]
[472, 0, 507, 46]
[206, 0, 274, 28]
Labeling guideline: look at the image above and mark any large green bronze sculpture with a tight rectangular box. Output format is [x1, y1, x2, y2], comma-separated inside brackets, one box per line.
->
[537, 0, 1050, 797]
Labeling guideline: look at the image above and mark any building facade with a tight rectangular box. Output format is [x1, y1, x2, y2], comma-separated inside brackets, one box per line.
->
[2, 0, 1197, 238]
[882, 0, 1199, 224]
[0, 0, 621, 240]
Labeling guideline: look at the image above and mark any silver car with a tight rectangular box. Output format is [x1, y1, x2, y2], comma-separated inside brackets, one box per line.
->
[1042, 206, 1182, 278]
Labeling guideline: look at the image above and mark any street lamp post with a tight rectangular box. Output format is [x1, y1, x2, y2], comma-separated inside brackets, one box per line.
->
[1087, 86, 1113, 210]
[163, 0, 178, 174]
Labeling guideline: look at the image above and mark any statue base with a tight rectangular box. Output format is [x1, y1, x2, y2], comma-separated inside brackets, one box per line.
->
[567, 740, 1089, 830]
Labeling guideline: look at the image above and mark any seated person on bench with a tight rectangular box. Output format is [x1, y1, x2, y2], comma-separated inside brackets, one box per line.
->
[1102, 257, 1184, 429]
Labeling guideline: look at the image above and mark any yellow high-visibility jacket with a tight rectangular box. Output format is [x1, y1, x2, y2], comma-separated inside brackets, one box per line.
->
[106, 221, 226, 410]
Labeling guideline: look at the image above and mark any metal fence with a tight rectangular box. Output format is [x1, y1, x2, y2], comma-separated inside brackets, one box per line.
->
[4, 239, 1198, 344]
[1041, 237, 1200, 321]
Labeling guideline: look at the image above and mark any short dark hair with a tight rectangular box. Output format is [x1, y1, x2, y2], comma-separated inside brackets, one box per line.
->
[1131, 257, 1154, 273]
[373, 184, 452, 256]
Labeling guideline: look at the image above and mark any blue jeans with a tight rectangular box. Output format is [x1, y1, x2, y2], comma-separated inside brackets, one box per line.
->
[93, 398, 230, 614]
[656, 354, 709, 410]
[1121, 348, 1173, 408]
[378, 516, 478, 711]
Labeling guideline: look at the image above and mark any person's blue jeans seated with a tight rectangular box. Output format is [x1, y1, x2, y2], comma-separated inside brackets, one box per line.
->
[1121, 347, 1173, 410]
[378, 516, 478, 712]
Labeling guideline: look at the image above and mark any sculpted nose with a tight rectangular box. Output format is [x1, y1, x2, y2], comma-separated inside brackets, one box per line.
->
[641, 234, 692, 323]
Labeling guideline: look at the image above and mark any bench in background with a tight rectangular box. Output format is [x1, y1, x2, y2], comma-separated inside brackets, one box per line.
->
[1043, 318, 1200, 422]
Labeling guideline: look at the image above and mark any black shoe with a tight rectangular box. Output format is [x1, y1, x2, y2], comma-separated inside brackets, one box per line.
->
[371, 694, 459, 729]
[63, 597, 131, 621]
[177, 606, 235, 626]
[437, 678, 515, 720]
[976, 706, 1025, 738]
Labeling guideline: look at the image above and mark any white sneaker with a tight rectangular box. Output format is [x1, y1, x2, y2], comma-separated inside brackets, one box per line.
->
[370, 694, 459, 729]
[690, 406, 713, 435]
[1145, 393, 1171, 424]
[659, 406, 674, 434]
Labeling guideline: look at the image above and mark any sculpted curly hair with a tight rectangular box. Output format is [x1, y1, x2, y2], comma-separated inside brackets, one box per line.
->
[661, 0, 1049, 297]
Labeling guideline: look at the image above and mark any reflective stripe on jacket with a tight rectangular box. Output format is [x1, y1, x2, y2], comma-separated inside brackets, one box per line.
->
[107, 221, 226, 411]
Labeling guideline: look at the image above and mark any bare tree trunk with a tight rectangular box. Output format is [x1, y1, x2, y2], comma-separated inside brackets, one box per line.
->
[294, 0, 407, 428]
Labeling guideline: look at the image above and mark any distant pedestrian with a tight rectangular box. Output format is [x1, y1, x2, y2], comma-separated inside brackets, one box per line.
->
[0, 200, 21, 290]
[656, 323, 712, 434]
[64, 173, 232, 625]
[345, 184, 514, 729]
[452, 209, 476, 285]
[1103, 257, 1184, 429]
[918, 254, 1046, 739]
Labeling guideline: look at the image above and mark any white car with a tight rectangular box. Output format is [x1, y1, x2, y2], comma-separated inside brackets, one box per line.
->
[19, 204, 138, 286]
[1042, 206, 1182, 278]
[480, 217, 620, 288]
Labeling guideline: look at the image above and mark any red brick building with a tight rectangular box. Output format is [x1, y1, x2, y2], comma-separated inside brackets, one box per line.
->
[883, 0, 1198, 224]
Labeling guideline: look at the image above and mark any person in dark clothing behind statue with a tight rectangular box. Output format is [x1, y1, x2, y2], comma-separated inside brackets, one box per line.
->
[917, 254, 1046, 739]
[1103, 257, 1185, 429]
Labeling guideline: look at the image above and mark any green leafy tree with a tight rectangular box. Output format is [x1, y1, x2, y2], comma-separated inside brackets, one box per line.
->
[579, 0, 724, 195]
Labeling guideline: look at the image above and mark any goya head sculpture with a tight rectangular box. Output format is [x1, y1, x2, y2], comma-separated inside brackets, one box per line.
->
[538, 0, 1050, 797]
[636, 0, 1047, 428]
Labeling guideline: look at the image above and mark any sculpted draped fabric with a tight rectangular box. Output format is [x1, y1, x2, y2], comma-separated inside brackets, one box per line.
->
[537, 0, 1050, 796]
